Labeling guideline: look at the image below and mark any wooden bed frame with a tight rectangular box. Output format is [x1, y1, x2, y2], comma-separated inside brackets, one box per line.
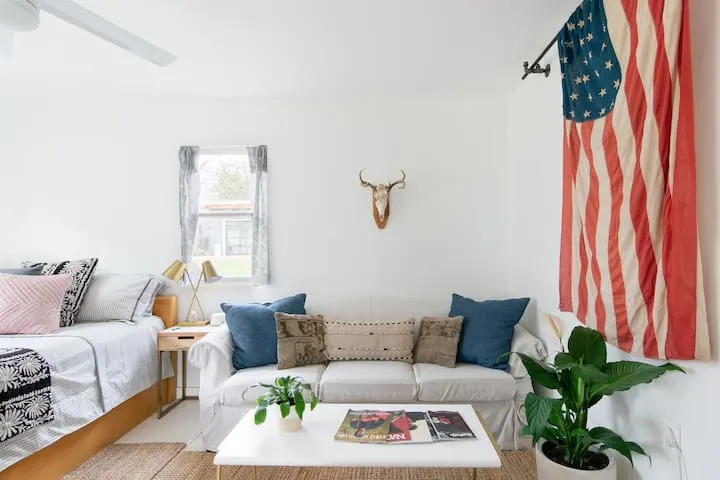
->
[2, 296, 179, 480]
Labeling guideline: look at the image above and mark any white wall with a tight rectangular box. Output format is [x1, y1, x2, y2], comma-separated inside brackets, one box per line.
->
[0, 93, 511, 388]
[507, 1, 719, 479]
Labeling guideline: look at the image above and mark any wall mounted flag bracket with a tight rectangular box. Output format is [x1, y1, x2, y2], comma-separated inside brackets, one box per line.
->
[522, 34, 559, 79]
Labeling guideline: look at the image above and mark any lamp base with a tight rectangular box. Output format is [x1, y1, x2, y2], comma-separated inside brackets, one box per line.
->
[177, 320, 210, 327]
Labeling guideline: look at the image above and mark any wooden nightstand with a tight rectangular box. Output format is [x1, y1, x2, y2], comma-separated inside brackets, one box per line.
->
[157, 326, 213, 418]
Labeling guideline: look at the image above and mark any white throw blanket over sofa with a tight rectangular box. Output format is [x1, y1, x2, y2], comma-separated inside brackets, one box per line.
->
[189, 324, 546, 451]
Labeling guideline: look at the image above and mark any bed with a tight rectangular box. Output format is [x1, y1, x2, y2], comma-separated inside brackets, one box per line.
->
[0, 296, 178, 480]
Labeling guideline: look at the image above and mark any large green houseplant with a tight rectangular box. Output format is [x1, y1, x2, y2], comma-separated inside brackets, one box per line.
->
[513, 326, 683, 477]
[246, 376, 319, 433]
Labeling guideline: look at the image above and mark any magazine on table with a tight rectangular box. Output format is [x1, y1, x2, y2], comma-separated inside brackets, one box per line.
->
[425, 410, 477, 441]
[334, 409, 400, 443]
[335, 409, 476, 444]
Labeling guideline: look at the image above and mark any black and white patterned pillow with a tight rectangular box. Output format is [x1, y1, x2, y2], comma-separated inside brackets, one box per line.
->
[24, 258, 99, 327]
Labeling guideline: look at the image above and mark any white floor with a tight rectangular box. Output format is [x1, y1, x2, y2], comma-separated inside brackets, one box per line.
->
[115, 399, 206, 451]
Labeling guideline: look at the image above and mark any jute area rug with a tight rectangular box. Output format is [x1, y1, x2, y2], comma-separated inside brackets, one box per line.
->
[66, 443, 537, 480]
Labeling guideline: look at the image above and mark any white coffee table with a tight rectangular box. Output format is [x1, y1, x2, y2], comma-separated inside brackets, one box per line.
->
[214, 403, 502, 479]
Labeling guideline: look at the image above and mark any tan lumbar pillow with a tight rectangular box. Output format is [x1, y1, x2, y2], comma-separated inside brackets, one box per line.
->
[324, 319, 415, 363]
[414, 316, 464, 368]
[274, 313, 327, 370]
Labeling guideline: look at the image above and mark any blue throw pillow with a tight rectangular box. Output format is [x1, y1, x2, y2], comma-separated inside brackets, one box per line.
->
[221, 293, 307, 370]
[449, 294, 530, 371]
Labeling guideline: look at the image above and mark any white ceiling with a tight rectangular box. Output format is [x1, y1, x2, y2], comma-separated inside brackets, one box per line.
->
[0, 0, 579, 96]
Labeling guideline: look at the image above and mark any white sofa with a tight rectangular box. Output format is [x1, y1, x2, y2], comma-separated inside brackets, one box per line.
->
[189, 323, 546, 451]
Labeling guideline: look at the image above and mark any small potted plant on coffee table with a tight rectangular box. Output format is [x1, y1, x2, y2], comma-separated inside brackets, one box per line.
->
[512, 325, 684, 480]
[246, 376, 319, 433]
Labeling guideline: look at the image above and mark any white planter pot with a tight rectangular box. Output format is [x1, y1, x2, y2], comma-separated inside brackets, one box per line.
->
[274, 407, 302, 433]
[536, 441, 617, 480]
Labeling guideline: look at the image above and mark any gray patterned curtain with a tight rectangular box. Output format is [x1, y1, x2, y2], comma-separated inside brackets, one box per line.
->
[248, 145, 270, 285]
[179, 146, 200, 275]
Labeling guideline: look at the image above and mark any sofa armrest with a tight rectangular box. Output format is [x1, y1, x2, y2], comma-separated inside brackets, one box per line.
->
[509, 325, 548, 379]
[189, 324, 235, 398]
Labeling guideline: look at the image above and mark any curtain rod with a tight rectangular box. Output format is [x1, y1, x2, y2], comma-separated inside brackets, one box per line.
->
[522, 33, 559, 79]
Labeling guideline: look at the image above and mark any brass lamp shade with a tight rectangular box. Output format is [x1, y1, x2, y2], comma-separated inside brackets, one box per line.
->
[162, 260, 187, 283]
[201, 260, 222, 284]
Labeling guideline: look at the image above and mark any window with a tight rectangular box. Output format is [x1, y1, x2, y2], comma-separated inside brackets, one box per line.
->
[192, 148, 252, 279]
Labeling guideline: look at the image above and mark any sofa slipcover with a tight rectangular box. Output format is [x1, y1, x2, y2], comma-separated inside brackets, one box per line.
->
[220, 364, 326, 406]
[319, 361, 417, 403]
[413, 362, 517, 403]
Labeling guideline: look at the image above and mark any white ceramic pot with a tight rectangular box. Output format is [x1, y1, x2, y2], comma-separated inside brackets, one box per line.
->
[536, 441, 617, 480]
[275, 407, 302, 433]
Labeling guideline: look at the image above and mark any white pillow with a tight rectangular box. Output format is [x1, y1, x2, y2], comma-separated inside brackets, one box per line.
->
[76, 272, 169, 323]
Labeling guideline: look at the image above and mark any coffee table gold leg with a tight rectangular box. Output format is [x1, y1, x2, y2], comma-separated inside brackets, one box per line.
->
[473, 468, 477, 480]
[252, 465, 257, 480]
[215, 465, 220, 480]
[496, 467, 501, 480]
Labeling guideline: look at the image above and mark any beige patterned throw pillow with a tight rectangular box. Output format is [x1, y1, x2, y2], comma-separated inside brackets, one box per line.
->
[274, 313, 327, 370]
[414, 316, 464, 368]
[324, 319, 415, 363]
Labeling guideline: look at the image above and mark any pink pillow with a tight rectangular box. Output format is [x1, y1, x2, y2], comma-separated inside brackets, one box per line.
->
[0, 274, 72, 334]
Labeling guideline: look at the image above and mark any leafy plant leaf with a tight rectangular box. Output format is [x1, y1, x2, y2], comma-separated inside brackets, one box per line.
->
[554, 352, 580, 371]
[588, 426, 639, 466]
[524, 393, 556, 443]
[293, 391, 306, 419]
[592, 361, 684, 397]
[254, 407, 267, 425]
[572, 364, 611, 384]
[516, 353, 561, 390]
[568, 326, 607, 368]
[280, 402, 291, 418]
[310, 393, 319, 410]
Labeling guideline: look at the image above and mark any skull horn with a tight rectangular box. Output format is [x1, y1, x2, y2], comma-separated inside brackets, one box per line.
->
[359, 169, 372, 188]
[389, 170, 407, 190]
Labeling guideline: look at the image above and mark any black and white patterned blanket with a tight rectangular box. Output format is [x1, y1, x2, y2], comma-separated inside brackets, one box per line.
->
[0, 348, 53, 443]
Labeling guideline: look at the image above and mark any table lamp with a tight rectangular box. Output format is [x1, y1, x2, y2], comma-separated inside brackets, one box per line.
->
[162, 259, 223, 327]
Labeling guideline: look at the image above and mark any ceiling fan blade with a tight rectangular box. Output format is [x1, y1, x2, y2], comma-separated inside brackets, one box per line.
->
[38, 0, 176, 66]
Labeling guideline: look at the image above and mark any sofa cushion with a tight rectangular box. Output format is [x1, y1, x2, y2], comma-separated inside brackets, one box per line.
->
[220, 364, 325, 406]
[413, 362, 517, 402]
[449, 294, 530, 371]
[413, 316, 463, 368]
[221, 293, 307, 370]
[319, 361, 417, 402]
[274, 313, 327, 370]
[324, 319, 415, 362]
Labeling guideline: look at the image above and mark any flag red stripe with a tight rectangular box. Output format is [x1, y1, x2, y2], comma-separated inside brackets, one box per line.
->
[664, 0, 698, 358]
[581, 122, 607, 336]
[568, 124, 589, 323]
[602, 112, 633, 351]
[559, 121, 575, 311]
[620, 0, 659, 357]
[649, 0, 672, 185]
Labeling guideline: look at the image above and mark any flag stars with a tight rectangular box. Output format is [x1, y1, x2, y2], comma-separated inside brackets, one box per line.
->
[561, 56, 569, 64]
[561, 73, 565, 80]
[603, 24, 607, 32]
[578, 19, 585, 28]
[570, 92, 579, 101]
[600, 107, 607, 115]
[579, 38, 585, 46]
[570, 110, 576, 118]
[613, 79, 621, 89]
[584, 110, 591, 119]
[586, 33, 593, 42]
[588, 93, 593, 101]
[582, 74, 590, 83]
[601, 42, 607, 51]
[588, 13, 593, 21]
[605, 60, 614, 70]
[583, 58, 589, 66]
[588, 51, 593, 59]
[599, 88, 607, 97]
[575, 76, 583, 85]
[595, 70, 600, 77]
[567, 22, 576, 31]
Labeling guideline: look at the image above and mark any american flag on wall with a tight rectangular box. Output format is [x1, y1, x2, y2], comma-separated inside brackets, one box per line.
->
[557, 0, 709, 359]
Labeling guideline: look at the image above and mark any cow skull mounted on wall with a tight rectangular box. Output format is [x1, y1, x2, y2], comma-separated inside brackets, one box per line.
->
[359, 169, 406, 229]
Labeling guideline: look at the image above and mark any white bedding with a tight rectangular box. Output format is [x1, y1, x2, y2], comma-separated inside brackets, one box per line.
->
[0, 316, 166, 471]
